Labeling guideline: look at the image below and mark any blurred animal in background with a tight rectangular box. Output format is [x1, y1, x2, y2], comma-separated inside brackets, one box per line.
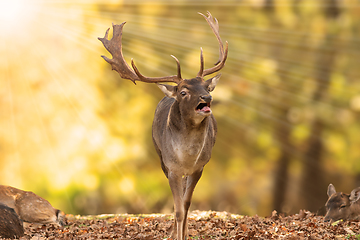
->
[0, 185, 65, 226]
[0, 204, 24, 239]
[324, 183, 360, 222]
[99, 11, 227, 240]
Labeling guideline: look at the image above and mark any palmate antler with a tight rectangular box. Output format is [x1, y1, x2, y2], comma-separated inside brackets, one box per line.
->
[98, 23, 182, 84]
[98, 12, 228, 84]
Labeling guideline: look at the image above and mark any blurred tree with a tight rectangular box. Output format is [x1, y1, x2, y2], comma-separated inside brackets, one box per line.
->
[298, 0, 340, 212]
[267, 1, 295, 214]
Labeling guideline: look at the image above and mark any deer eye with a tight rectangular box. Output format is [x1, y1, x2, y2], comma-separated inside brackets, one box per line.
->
[180, 91, 187, 96]
[340, 205, 346, 209]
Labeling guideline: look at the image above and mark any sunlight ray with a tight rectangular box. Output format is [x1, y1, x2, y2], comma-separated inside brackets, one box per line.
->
[31, 17, 349, 120]
[217, 114, 301, 159]
[23, 62, 61, 170]
[87, 0, 360, 8]
[24, 40, 141, 208]
[4, 60, 16, 149]
[27, 19, 151, 204]
[32, 2, 352, 128]
[227, 70, 344, 113]
[229, 59, 348, 97]
[27, 1, 360, 51]
[1, 40, 26, 187]
[85, 7, 360, 51]
[32, 44, 87, 125]
[216, 106, 326, 168]
[35, 1, 359, 94]
[84, 12, 359, 96]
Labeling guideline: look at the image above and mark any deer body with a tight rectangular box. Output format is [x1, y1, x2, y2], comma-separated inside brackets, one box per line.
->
[153, 108, 215, 176]
[324, 183, 360, 222]
[0, 185, 65, 226]
[152, 81, 217, 176]
[99, 12, 227, 240]
[152, 80, 218, 238]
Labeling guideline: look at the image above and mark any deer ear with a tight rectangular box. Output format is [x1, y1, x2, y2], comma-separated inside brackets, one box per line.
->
[350, 187, 360, 203]
[327, 183, 336, 197]
[205, 73, 221, 92]
[157, 84, 177, 99]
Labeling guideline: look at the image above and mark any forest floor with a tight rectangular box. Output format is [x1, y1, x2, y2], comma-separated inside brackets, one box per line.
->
[14, 210, 360, 239]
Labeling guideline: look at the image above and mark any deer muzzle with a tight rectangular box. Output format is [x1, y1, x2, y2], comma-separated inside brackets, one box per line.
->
[196, 95, 212, 113]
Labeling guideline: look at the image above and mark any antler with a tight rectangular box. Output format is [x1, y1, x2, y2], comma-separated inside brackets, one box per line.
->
[99, 12, 227, 84]
[197, 11, 228, 78]
[98, 22, 182, 84]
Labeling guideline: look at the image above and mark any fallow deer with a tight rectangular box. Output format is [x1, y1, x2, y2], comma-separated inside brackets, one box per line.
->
[99, 12, 228, 240]
[0, 185, 65, 226]
[0, 204, 24, 239]
[324, 183, 360, 222]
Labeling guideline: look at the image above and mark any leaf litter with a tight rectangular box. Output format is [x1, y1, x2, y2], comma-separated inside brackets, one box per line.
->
[2, 210, 360, 239]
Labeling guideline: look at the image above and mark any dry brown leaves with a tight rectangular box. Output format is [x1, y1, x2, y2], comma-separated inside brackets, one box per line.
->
[3, 210, 360, 239]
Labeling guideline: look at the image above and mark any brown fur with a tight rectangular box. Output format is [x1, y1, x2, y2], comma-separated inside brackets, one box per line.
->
[0, 204, 24, 239]
[324, 183, 360, 221]
[153, 77, 219, 239]
[0, 185, 65, 226]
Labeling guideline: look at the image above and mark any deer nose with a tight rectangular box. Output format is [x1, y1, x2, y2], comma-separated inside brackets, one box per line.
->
[324, 215, 332, 222]
[200, 95, 212, 103]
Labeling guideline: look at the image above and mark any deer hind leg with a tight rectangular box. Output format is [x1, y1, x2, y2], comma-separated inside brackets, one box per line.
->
[168, 172, 186, 240]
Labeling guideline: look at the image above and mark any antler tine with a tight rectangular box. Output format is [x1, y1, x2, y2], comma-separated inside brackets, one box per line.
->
[99, 22, 182, 85]
[131, 58, 182, 84]
[171, 55, 182, 80]
[198, 11, 228, 77]
[197, 48, 204, 77]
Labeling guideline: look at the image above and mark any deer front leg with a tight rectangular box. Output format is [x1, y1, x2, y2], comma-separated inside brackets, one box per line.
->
[182, 170, 203, 238]
[168, 172, 186, 240]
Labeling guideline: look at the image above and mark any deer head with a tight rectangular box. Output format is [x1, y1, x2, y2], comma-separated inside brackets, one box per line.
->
[158, 75, 221, 126]
[324, 183, 360, 222]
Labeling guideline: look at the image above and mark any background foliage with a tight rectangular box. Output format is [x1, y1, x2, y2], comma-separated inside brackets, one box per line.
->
[1, 0, 359, 217]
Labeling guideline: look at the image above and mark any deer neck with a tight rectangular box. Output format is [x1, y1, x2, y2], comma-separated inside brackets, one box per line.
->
[349, 202, 360, 219]
[168, 101, 210, 133]
[165, 101, 213, 171]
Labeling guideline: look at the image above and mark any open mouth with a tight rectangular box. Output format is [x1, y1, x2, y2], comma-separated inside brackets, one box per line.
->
[196, 102, 211, 113]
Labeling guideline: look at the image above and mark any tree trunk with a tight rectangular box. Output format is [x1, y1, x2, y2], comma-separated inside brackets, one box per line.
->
[299, 0, 340, 212]
[272, 118, 291, 213]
